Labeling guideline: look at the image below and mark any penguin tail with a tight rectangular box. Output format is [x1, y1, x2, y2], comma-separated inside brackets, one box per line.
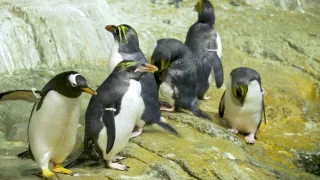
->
[17, 150, 31, 160]
[189, 99, 212, 120]
[65, 152, 86, 168]
[192, 107, 212, 120]
[65, 139, 101, 168]
[156, 119, 179, 136]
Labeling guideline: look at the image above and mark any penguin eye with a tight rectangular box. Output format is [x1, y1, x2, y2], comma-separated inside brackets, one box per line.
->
[115, 28, 119, 34]
[71, 83, 77, 87]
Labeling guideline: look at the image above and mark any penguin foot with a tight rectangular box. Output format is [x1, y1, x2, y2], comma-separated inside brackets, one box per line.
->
[160, 105, 175, 112]
[130, 127, 143, 139]
[111, 156, 126, 162]
[202, 95, 211, 100]
[107, 161, 129, 171]
[42, 168, 58, 179]
[245, 133, 255, 144]
[229, 128, 239, 134]
[53, 164, 74, 176]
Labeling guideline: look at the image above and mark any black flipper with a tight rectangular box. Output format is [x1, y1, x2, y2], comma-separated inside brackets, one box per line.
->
[206, 50, 224, 88]
[0, 90, 41, 103]
[257, 94, 267, 132]
[65, 138, 101, 168]
[103, 107, 116, 154]
[155, 120, 179, 136]
[218, 91, 226, 118]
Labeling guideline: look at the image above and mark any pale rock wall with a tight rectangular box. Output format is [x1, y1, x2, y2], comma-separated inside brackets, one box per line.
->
[0, 0, 117, 74]
[244, 0, 320, 10]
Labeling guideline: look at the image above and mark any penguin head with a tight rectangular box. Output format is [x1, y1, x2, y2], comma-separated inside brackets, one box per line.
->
[151, 39, 188, 84]
[231, 82, 248, 103]
[66, 72, 97, 95]
[44, 71, 97, 98]
[105, 24, 140, 52]
[230, 67, 262, 105]
[194, 0, 215, 25]
[113, 60, 158, 81]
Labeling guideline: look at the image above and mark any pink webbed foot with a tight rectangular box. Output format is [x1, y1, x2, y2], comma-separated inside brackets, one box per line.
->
[245, 133, 255, 144]
[130, 126, 143, 139]
[228, 128, 239, 134]
[160, 105, 175, 112]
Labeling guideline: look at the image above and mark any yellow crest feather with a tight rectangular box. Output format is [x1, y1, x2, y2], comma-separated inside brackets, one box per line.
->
[160, 59, 170, 72]
[151, 58, 155, 65]
[118, 25, 129, 44]
[116, 61, 138, 71]
[232, 85, 248, 101]
[195, 0, 203, 14]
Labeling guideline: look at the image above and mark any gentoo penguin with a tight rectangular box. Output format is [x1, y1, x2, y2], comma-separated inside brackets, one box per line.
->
[218, 67, 266, 144]
[151, 38, 211, 120]
[105, 24, 177, 138]
[66, 60, 158, 171]
[185, 0, 224, 100]
[0, 71, 96, 179]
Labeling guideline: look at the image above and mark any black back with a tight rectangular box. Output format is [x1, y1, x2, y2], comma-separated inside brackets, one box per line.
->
[152, 38, 198, 108]
[151, 38, 211, 120]
[185, 0, 223, 99]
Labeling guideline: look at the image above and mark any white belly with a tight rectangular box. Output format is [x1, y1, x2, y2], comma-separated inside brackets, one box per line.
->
[98, 80, 144, 160]
[224, 80, 262, 133]
[159, 81, 176, 106]
[216, 32, 222, 58]
[108, 41, 123, 76]
[28, 91, 81, 167]
[208, 69, 215, 85]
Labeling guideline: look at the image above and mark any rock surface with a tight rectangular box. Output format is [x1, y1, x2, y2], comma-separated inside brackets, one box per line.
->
[234, 0, 320, 11]
[0, 0, 319, 179]
[0, 0, 116, 74]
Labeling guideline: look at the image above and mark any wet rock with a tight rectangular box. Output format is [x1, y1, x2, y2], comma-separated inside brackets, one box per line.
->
[5, 122, 28, 142]
[295, 152, 320, 176]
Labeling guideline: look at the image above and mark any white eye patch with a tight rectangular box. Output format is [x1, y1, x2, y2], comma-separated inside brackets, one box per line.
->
[68, 73, 81, 87]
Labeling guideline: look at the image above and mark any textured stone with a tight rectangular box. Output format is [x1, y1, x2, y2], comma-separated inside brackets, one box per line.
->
[5, 122, 28, 142]
[0, 0, 117, 74]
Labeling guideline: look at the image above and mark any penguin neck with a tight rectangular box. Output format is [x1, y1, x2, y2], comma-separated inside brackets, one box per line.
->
[117, 39, 141, 54]
[197, 7, 215, 26]
[56, 88, 82, 98]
